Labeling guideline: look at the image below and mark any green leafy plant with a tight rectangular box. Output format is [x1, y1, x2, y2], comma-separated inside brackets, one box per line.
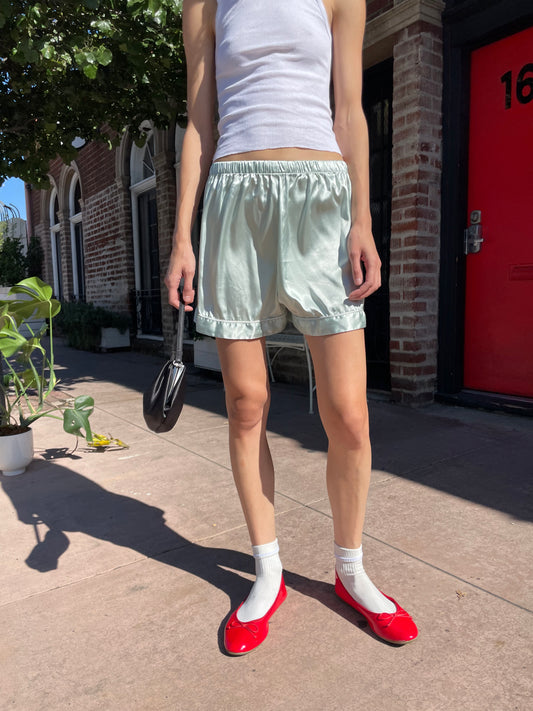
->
[25, 234, 44, 280]
[1, 1, 186, 185]
[0, 233, 27, 286]
[0, 277, 94, 440]
[55, 300, 131, 351]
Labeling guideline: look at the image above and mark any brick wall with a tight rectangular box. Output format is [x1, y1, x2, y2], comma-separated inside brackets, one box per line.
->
[28, 188, 51, 286]
[389, 20, 443, 403]
[38, 157, 67, 296]
[82, 178, 134, 312]
[34, 220, 52, 288]
[29, 141, 133, 315]
[57, 207, 74, 299]
[29, 133, 189, 342]
[153, 148, 178, 352]
[76, 142, 116, 200]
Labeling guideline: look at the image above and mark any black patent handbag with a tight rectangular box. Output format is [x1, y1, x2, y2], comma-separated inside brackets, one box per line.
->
[143, 301, 187, 433]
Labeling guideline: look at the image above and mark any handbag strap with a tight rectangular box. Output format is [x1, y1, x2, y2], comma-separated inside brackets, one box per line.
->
[172, 299, 186, 363]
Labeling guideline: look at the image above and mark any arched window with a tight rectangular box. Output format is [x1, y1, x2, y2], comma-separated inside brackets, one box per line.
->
[142, 134, 155, 180]
[49, 188, 63, 299]
[130, 128, 162, 337]
[131, 132, 156, 184]
[69, 174, 85, 301]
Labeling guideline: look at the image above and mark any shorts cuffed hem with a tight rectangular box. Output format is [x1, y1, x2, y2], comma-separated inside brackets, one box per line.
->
[196, 313, 288, 340]
[292, 307, 366, 336]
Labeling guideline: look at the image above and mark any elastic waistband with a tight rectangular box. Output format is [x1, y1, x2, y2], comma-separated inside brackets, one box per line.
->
[209, 160, 348, 176]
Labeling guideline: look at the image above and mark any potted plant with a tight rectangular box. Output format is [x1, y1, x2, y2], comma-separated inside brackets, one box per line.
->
[55, 300, 131, 351]
[0, 277, 94, 476]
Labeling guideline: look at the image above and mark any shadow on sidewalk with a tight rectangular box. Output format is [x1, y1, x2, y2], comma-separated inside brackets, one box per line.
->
[2, 461, 372, 651]
[50, 342, 533, 523]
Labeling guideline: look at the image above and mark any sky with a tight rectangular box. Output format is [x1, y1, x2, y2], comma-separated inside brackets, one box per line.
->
[0, 178, 27, 219]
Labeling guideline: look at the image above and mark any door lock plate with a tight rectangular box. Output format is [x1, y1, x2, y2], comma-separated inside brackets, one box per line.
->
[464, 210, 484, 254]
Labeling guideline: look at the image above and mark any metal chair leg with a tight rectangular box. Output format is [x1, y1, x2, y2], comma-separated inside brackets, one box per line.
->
[266, 345, 276, 382]
[304, 341, 314, 414]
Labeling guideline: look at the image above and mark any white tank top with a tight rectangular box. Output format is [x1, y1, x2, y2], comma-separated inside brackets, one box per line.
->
[213, 0, 342, 161]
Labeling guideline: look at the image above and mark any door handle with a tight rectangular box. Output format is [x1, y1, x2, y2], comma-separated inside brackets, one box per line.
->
[464, 210, 484, 254]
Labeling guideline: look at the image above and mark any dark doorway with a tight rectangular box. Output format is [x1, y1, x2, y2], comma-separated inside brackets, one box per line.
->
[73, 222, 85, 302]
[53, 233, 63, 301]
[363, 59, 393, 391]
[138, 188, 162, 336]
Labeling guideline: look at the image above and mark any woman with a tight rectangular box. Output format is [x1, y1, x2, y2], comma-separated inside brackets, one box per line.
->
[165, 0, 418, 654]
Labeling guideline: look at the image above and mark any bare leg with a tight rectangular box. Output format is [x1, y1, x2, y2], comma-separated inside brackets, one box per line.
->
[216, 337, 276, 546]
[306, 329, 397, 615]
[216, 337, 284, 626]
[306, 329, 371, 549]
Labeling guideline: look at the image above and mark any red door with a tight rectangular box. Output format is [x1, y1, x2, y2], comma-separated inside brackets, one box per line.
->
[464, 26, 533, 397]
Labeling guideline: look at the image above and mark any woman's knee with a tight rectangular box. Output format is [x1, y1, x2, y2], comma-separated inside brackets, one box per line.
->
[226, 386, 270, 431]
[321, 400, 370, 450]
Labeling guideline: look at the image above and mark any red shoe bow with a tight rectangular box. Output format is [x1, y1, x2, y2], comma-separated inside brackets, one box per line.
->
[335, 573, 418, 645]
[224, 578, 287, 656]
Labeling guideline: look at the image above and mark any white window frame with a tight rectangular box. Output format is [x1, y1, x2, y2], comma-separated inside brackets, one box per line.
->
[49, 187, 62, 298]
[69, 174, 84, 299]
[130, 128, 162, 340]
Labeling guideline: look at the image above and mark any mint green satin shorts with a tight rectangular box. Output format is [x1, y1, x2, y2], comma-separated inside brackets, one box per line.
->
[196, 160, 366, 339]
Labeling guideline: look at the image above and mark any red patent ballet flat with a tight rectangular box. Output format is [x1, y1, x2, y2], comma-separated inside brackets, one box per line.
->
[224, 577, 287, 656]
[335, 574, 418, 645]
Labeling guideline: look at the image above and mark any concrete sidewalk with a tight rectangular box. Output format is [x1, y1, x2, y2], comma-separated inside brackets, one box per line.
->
[1, 342, 531, 711]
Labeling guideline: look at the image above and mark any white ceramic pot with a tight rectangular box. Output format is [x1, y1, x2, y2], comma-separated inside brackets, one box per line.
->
[99, 327, 130, 350]
[194, 338, 221, 371]
[0, 428, 34, 476]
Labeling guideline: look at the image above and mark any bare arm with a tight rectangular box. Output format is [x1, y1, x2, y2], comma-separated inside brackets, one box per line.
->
[165, 0, 217, 310]
[331, 0, 381, 300]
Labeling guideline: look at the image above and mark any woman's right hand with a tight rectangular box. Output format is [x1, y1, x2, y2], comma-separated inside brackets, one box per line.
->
[164, 241, 196, 311]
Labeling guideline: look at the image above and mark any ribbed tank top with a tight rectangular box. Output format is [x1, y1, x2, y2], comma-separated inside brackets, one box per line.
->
[213, 0, 341, 161]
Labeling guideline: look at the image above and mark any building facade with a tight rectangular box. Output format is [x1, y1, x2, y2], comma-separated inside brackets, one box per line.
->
[26, 0, 533, 411]
[27, 124, 186, 348]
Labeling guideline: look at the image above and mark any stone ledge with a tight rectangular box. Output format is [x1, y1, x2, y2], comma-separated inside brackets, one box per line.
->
[364, 0, 445, 67]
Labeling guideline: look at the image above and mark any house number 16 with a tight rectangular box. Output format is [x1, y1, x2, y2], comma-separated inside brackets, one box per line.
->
[500, 63, 533, 109]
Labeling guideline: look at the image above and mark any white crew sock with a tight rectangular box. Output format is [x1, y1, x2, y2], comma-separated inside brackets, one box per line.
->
[334, 543, 396, 614]
[237, 539, 283, 623]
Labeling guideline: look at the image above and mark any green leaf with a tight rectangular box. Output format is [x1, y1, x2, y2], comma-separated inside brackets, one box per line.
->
[0, 327, 27, 358]
[17, 336, 45, 362]
[73, 395, 95, 415]
[8, 300, 46, 322]
[74, 50, 86, 66]
[62, 395, 94, 441]
[96, 46, 113, 66]
[9, 277, 53, 302]
[41, 44, 56, 60]
[20, 368, 40, 390]
[91, 20, 113, 33]
[83, 64, 98, 79]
